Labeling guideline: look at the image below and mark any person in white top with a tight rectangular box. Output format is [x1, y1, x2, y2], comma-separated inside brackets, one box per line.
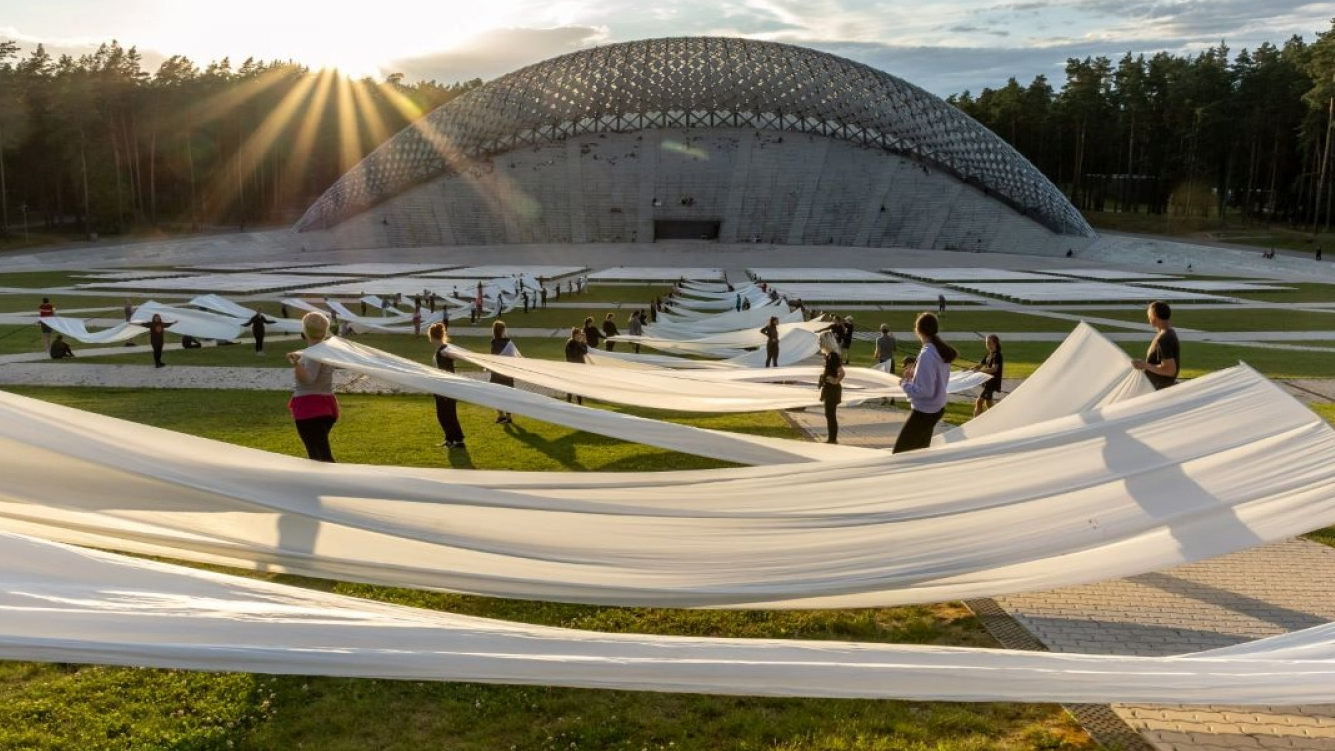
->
[893, 312, 958, 454]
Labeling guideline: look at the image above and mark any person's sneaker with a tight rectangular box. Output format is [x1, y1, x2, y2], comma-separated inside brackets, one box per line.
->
[495, 415, 506, 423]
[451, 441, 466, 449]
[155, 363, 165, 368]
[439, 439, 452, 447]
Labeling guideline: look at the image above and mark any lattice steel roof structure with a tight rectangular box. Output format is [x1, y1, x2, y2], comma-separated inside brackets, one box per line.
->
[296, 37, 1093, 238]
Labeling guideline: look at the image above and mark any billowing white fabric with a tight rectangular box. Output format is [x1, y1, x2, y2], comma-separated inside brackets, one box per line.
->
[664, 288, 768, 313]
[133, 301, 245, 341]
[936, 323, 1155, 445]
[4, 530, 1335, 704]
[617, 320, 831, 358]
[644, 305, 796, 338]
[281, 297, 325, 315]
[2, 361, 1333, 609]
[447, 345, 990, 411]
[189, 295, 304, 334]
[359, 295, 408, 316]
[40, 317, 147, 345]
[323, 300, 447, 334]
[590, 330, 822, 369]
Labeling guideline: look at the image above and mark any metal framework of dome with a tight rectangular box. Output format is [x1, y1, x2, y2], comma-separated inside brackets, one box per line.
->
[296, 37, 1093, 238]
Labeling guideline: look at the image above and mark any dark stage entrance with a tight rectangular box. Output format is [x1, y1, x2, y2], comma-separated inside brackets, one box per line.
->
[654, 219, 720, 241]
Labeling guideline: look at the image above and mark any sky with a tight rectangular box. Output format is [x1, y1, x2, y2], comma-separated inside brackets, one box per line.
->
[0, 0, 1331, 96]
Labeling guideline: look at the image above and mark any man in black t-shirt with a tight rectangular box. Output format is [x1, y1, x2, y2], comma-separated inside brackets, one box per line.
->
[1132, 300, 1180, 390]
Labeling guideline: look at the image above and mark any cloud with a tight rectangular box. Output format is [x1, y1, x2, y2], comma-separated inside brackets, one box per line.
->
[385, 26, 608, 83]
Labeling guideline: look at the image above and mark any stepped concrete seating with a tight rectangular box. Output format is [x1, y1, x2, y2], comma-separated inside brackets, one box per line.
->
[296, 129, 1093, 256]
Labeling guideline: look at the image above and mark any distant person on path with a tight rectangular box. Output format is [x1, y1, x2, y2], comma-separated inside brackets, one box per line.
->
[818, 331, 845, 444]
[894, 312, 958, 454]
[1132, 300, 1179, 390]
[602, 312, 619, 351]
[489, 320, 517, 425]
[874, 323, 897, 373]
[49, 334, 74, 359]
[564, 327, 589, 404]
[427, 322, 465, 449]
[735, 292, 742, 312]
[628, 310, 644, 353]
[145, 313, 174, 368]
[37, 297, 55, 351]
[760, 315, 780, 367]
[540, 286, 548, 308]
[412, 304, 423, 337]
[937, 294, 946, 315]
[1318, 246, 1324, 261]
[522, 290, 530, 314]
[280, 302, 289, 318]
[123, 298, 133, 322]
[245, 308, 275, 356]
[971, 334, 1004, 416]
[181, 335, 203, 349]
[582, 316, 603, 349]
[286, 311, 339, 462]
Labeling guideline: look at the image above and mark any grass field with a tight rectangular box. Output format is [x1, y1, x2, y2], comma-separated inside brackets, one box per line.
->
[0, 386, 1096, 751]
[1085, 307, 1335, 332]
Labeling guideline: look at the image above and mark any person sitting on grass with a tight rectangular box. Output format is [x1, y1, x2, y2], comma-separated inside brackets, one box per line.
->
[49, 334, 75, 359]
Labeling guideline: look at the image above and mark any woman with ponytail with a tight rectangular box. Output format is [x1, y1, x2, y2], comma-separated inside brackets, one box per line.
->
[893, 312, 957, 454]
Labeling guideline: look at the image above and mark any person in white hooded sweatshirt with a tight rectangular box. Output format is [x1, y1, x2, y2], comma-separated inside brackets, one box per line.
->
[893, 312, 958, 454]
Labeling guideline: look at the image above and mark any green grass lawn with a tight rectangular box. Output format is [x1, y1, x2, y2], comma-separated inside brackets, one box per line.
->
[0, 293, 137, 314]
[1084, 307, 1335, 332]
[0, 386, 1095, 751]
[1229, 282, 1335, 304]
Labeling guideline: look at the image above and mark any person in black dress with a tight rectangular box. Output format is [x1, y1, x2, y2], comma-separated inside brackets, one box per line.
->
[427, 322, 466, 448]
[972, 334, 1004, 416]
[564, 327, 589, 404]
[490, 320, 516, 424]
[245, 307, 275, 356]
[760, 315, 780, 367]
[602, 312, 620, 351]
[818, 330, 845, 444]
[1132, 300, 1180, 390]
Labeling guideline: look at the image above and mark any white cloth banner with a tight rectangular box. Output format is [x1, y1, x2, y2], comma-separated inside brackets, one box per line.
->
[39, 317, 147, 345]
[189, 294, 304, 334]
[3, 530, 1335, 705]
[936, 322, 1155, 445]
[590, 329, 822, 369]
[133, 301, 246, 341]
[325, 300, 445, 334]
[644, 305, 796, 338]
[448, 346, 990, 411]
[616, 320, 831, 358]
[1, 359, 1333, 609]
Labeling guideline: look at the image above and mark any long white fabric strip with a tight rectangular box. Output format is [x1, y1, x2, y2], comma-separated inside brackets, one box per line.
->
[189, 295, 304, 334]
[324, 300, 447, 334]
[40, 317, 147, 345]
[936, 322, 1155, 445]
[446, 346, 990, 411]
[644, 305, 797, 338]
[615, 320, 832, 357]
[589, 329, 822, 369]
[1, 359, 1332, 609]
[3, 530, 1335, 704]
[133, 301, 246, 341]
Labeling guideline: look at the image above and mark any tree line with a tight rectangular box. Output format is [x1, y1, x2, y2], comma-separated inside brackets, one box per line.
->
[0, 39, 479, 238]
[2, 24, 1334, 240]
[948, 19, 1335, 231]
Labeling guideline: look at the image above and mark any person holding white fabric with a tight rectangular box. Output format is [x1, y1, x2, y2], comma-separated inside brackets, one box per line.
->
[627, 311, 643, 353]
[760, 316, 780, 367]
[428, 322, 465, 449]
[490, 320, 517, 425]
[286, 312, 339, 462]
[564, 327, 589, 404]
[894, 312, 958, 454]
[818, 331, 845, 444]
[971, 334, 1004, 416]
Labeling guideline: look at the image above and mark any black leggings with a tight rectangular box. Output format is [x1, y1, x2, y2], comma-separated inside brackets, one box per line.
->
[151, 341, 164, 366]
[823, 398, 839, 443]
[295, 415, 337, 462]
[254, 331, 265, 352]
[434, 396, 465, 443]
[765, 343, 779, 367]
[893, 408, 945, 454]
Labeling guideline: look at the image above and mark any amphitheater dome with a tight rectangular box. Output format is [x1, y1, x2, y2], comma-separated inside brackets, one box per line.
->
[296, 37, 1094, 253]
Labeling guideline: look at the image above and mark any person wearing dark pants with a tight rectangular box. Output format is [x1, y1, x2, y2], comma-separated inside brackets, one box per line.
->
[972, 334, 1004, 416]
[490, 320, 517, 424]
[582, 316, 602, 350]
[760, 315, 781, 367]
[893, 312, 958, 454]
[245, 308, 275, 356]
[564, 327, 589, 404]
[818, 331, 845, 444]
[144, 314, 173, 368]
[427, 322, 465, 448]
[287, 312, 339, 462]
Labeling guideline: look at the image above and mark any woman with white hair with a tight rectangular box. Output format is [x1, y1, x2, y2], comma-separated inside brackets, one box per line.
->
[286, 311, 339, 462]
[818, 330, 845, 444]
